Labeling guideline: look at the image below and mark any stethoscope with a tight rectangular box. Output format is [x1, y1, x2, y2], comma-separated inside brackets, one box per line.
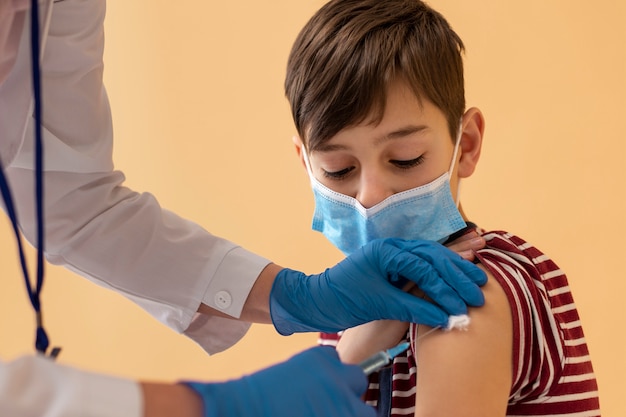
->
[0, 0, 60, 359]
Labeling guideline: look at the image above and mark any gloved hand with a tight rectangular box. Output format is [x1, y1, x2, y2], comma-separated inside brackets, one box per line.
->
[182, 346, 374, 417]
[270, 238, 487, 335]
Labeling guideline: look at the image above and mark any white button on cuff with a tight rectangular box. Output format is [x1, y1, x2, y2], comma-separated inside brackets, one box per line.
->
[214, 291, 232, 310]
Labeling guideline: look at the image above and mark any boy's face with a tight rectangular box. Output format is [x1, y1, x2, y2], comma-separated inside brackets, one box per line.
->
[294, 79, 472, 210]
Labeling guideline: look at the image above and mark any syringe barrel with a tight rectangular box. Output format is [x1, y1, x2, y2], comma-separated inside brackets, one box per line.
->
[359, 351, 390, 375]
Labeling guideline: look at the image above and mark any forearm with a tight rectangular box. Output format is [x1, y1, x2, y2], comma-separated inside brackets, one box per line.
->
[141, 382, 203, 417]
[336, 320, 409, 363]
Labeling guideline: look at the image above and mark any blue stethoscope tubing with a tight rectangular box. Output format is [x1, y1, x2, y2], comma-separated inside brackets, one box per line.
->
[0, 0, 56, 357]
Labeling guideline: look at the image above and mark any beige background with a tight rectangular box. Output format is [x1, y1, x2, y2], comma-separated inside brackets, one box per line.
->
[1, 1, 624, 415]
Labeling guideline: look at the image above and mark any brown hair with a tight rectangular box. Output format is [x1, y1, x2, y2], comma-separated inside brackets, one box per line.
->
[285, 0, 466, 150]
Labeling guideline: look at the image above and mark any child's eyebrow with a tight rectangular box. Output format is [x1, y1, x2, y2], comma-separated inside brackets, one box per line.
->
[315, 143, 349, 153]
[376, 124, 429, 145]
[314, 125, 429, 153]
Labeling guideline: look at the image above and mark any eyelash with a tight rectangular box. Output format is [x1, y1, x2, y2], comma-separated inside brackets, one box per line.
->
[391, 155, 425, 170]
[322, 167, 355, 180]
[322, 155, 425, 180]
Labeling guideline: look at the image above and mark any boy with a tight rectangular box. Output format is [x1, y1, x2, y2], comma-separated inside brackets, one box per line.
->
[284, 0, 600, 416]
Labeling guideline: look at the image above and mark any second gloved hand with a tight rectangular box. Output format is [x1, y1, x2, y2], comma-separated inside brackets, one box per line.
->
[270, 237, 487, 335]
[182, 346, 374, 417]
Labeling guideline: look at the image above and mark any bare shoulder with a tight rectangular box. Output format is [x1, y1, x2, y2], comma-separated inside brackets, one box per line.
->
[413, 265, 513, 417]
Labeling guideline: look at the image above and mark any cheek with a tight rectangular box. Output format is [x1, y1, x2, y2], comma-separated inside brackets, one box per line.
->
[316, 174, 359, 197]
[407, 158, 451, 189]
[392, 174, 429, 194]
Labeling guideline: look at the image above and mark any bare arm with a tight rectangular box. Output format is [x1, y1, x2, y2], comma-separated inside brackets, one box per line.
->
[412, 267, 512, 417]
[338, 265, 512, 416]
[141, 382, 203, 417]
[336, 231, 487, 363]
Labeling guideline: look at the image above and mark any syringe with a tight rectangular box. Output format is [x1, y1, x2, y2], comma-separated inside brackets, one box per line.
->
[357, 316, 468, 375]
[358, 341, 410, 375]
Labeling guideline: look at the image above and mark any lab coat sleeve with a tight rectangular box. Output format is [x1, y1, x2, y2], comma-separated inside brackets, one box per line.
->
[0, 355, 142, 417]
[0, 0, 271, 354]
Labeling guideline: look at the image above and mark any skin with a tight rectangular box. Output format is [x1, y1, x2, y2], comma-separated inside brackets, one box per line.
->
[293, 79, 512, 417]
[2, 6, 484, 414]
[139, 216, 486, 417]
[140, 382, 203, 417]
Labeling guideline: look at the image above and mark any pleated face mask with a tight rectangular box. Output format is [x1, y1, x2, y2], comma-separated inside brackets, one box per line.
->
[303, 129, 466, 255]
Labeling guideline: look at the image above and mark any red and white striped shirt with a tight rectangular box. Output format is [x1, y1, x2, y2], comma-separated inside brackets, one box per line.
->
[319, 229, 600, 416]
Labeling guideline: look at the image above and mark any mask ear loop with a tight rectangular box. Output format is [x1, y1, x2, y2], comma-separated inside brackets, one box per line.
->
[449, 121, 463, 207]
[300, 146, 317, 184]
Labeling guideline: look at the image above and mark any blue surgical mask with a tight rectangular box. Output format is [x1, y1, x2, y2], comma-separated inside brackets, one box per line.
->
[303, 129, 466, 255]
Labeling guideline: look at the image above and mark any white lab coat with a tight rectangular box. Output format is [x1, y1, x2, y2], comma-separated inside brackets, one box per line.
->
[0, 0, 270, 415]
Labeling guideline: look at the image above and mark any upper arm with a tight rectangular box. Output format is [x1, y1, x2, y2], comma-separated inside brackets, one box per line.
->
[413, 265, 513, 417]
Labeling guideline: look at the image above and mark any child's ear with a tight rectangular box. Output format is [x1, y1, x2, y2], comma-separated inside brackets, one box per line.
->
[457, 107, 485, 178]
[292, 135, 307, 170]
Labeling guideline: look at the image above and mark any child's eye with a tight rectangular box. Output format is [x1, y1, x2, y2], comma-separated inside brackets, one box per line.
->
[390, 155, 425, 169]
[322, 166, 355, 180]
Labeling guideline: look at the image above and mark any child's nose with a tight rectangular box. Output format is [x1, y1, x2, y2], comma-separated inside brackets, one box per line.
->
[356, 175, 395, 209]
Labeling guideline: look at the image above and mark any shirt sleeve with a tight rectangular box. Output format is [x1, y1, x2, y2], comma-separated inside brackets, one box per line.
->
[0, 0, 271, 354]
[0, 355, 142, 417]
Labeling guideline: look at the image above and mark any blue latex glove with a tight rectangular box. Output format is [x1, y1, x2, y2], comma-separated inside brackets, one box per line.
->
[270, 238, 487, 335]
[182, 346, 374, 417]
